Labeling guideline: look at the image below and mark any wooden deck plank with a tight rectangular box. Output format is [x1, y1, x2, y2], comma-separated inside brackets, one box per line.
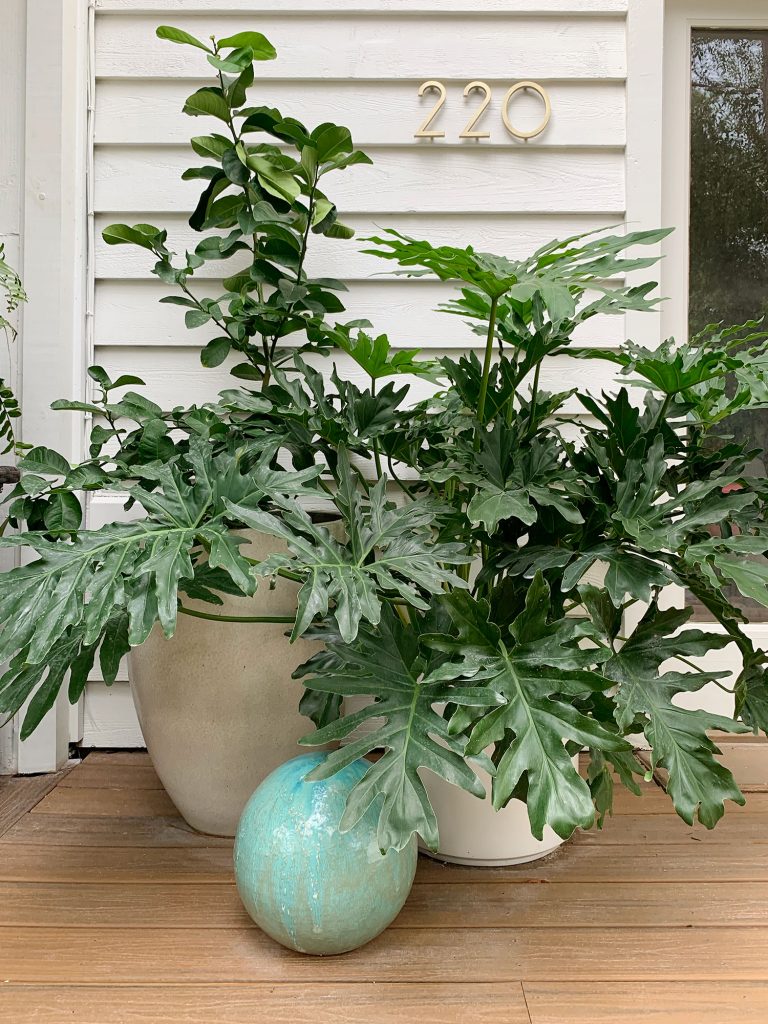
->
[524, 981, 768, 1023]
[6, 804, 766, 847]
[30, 785, 179, 818]
[0, 844, 235, 883]
[83, 751, 152, 766]
[1, 926, 766, 983]
[58, 762, 163, 790]
[416, 840, 768, 882]
[25, 774, 766, 822]
[713, 743, 768, 792]
[0, 983, 531, 1024]
[2, 814, 233, 847]
[0, 763, 77, 838]
[2, 840, 766, 885]
[1, 879, 766, 929]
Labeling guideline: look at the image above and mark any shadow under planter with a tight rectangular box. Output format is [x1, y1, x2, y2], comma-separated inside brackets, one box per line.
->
[128, 530, 321, 837]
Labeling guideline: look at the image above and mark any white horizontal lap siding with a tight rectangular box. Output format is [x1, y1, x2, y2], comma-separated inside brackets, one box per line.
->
[94, 279, 626, 349]
[94, 346, 622, 416]
[95, 80, 626, 148]
[86, 2, 630, 744]
[96, 147, 624, 215]
[97, 2, 629, 13]
[95, 14, 626, 79]
[94, 211, 622, 280]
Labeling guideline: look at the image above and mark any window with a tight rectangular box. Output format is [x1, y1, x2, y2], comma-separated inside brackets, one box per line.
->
[687, 28, 768, 621]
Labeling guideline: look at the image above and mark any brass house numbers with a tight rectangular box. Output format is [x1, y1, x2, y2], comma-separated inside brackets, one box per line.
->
[414, 80, 551, 141]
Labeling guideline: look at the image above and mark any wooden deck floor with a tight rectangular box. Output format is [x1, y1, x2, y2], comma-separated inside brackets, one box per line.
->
[1, 744, 767, 1023]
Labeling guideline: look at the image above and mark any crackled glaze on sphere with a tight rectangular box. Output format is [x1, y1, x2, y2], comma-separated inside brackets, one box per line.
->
[233, 752, 417, 955]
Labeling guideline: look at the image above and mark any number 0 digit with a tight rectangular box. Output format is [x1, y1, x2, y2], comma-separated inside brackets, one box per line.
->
[414, 80, 447, 139]
[502, 81, 551, 140]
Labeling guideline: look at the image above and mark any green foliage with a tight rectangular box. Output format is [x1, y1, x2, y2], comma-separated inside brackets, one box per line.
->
[1, 19, 766, 857]
[102, 27, 370, 386]
[0, 244, 26, 454]
[296, 603, 500, 852]
[0, 440, 326, 738]
[294, 226, 768, 850]
[424, 577, 632, 840]
[604, 603, 747, 828]
[227, 449, 469, 643]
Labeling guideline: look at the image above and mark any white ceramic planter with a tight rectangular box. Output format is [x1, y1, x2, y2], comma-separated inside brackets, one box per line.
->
[128, 530, 322, 837]
[421, 755, 580, 866]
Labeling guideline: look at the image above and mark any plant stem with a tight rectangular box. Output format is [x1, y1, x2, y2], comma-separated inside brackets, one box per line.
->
[178, 604, 295, 625]
[655, 392, 673, 430]
[526, 359, 542, 436]
[268, 171, 319, 366]
[371, 376, 383, 480]
[475, 295, 499, 447]
[387, 455, 415, 500]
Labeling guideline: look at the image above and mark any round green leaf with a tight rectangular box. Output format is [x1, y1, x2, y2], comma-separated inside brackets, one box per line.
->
[156, 26, 212, 52]
[201, 337, 231, 368]
[217, 31, 276, 61]
[18, 446, 70, 476]
[43, 492, 82, 532]
[101, 224, 160, 250]
[182, 88, 231, 123]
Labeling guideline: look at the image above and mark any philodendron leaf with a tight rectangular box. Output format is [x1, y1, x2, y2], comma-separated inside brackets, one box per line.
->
[324, 323, 440, 381]
[605, 603, 747, 828]
[423, 574, 630, 841]
[0, 443, 325, 726]
[297, 603, 501, 852]
[734, 651, 768, 734]
[467, 486, 536, 532]
[684, 534, 768, 609]
[225, 449, 471, 644]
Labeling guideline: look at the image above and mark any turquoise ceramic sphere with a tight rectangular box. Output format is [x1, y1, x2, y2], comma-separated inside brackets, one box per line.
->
[233, 752, 417, 955]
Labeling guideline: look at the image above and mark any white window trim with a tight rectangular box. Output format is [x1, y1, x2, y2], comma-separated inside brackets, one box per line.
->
[14, 0, 91, 773]
[626, 0, 665, 351]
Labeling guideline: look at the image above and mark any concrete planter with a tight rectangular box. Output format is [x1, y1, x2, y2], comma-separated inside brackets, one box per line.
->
[128, 530, 319, 837]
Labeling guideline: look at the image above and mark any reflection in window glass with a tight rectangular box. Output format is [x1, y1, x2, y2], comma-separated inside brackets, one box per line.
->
[688, 30, 768, 620]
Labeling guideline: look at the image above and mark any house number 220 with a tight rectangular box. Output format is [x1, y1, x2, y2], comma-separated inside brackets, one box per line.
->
[414, 80, 551, 141]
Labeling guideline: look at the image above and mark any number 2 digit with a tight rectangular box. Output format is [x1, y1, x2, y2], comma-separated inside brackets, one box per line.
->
[414, 80, 447, 139]
[460, 81, 492, 139]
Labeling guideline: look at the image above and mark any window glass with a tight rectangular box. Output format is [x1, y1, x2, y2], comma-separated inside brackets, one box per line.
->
[688, 29, 768, 620]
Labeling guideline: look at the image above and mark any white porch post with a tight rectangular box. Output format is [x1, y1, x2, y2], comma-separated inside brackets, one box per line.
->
[15, 0, 89, 773]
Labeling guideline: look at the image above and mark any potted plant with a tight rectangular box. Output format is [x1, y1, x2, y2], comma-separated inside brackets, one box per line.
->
[3, 29, 768, 862]
[279, 229, 768, 863]
[0, 25, 470, 838]
[88, 26, 379, 834]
